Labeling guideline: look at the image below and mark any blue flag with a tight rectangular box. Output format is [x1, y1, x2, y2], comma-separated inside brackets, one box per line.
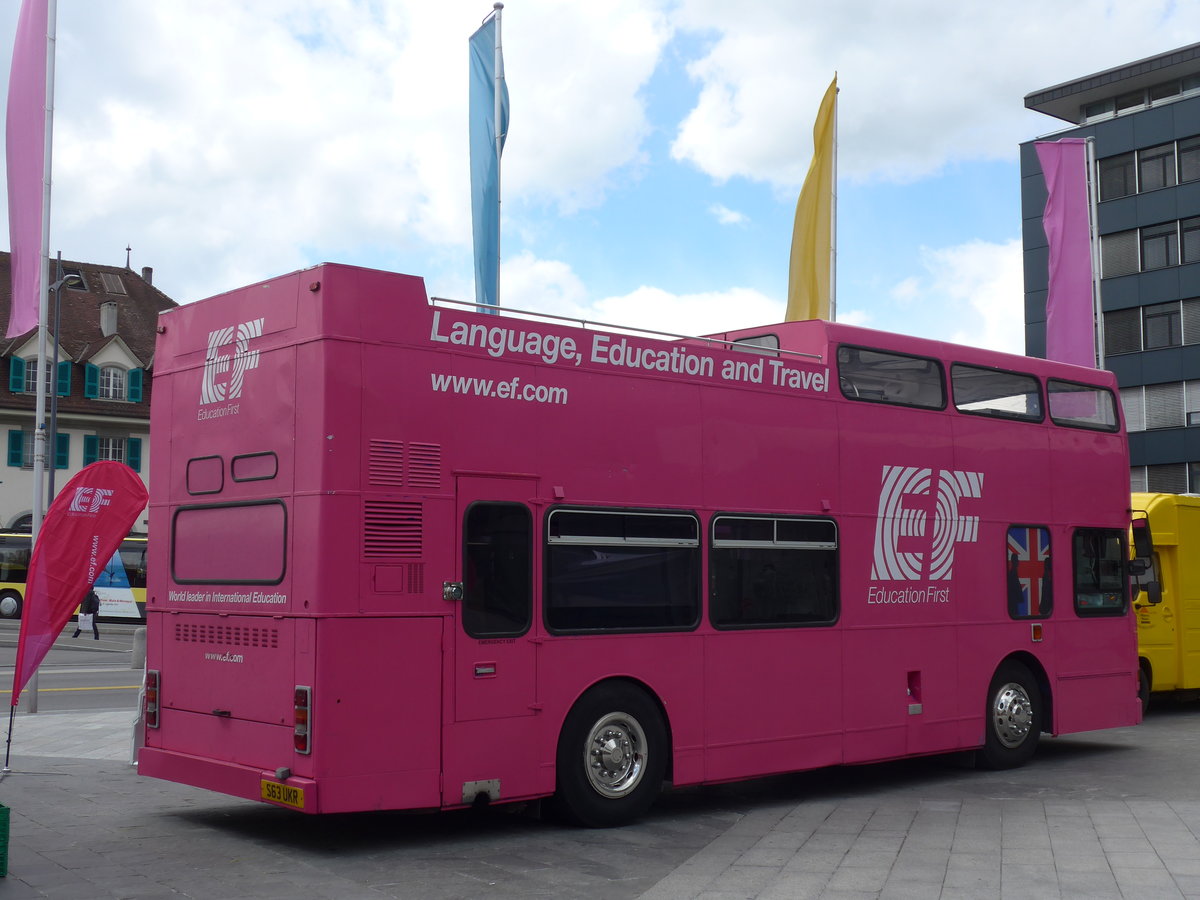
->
[469, 13, 509, 309]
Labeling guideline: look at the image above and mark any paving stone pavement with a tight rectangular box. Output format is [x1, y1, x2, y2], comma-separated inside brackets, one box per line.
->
[1, 707, 1199, 898]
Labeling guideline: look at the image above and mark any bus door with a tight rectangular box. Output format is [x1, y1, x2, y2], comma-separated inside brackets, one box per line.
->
[453, 477, 538, 724]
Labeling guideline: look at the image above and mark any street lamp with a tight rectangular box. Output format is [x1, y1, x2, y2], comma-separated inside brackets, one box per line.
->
[46, 252, 82, 505]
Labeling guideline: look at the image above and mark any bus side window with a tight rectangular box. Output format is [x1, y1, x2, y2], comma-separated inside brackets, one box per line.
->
[1005, 525, 1052, 619]
[836, 345, 945, 409]
[1072, 528, 1128, 616]
[463, 503, 532, 638]
[710, 516, 838, 628]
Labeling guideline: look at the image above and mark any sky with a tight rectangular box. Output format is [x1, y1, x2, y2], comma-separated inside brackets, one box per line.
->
[2, 1, 1200, 354]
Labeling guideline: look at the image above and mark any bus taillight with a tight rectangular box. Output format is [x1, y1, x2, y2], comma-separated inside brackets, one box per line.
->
[145, 669, 160, 729]
[293, 686, 312, 754]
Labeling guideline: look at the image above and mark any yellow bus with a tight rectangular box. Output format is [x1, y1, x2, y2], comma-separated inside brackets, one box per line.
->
[0, 532, 148, 621]
[1131, 493, 1200, 704]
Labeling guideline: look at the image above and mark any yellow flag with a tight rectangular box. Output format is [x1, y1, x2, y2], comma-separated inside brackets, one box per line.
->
[786, 76, 837, 321]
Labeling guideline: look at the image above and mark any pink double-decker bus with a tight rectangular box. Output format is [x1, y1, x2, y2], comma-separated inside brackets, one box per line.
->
[138, 263, 1141, 827]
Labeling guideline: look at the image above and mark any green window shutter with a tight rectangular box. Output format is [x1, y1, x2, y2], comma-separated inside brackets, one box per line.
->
[84, 363, 99, 398]
[56, 360, 71, 396]
[55, 433, 70, 469]
[7, 431, 24, 467]
[83, 434, 99, 465]
[9, 356, 25, 393]
[126, 437, 142, 472]
[128, 368, 144, 402]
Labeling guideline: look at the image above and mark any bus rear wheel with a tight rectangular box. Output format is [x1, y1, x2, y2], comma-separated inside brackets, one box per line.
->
[0, 589, 21, 619]
[552, 684, 666, 828]
[980, 661, 1042, 770]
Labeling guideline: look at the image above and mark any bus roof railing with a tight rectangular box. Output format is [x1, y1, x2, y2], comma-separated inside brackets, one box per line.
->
[428, 296, 825, 362]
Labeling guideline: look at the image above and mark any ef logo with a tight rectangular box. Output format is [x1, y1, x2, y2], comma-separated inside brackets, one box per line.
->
[70, 487, 114, 514]
[871, 465, 983, 581]
[201, 318, 264, 405]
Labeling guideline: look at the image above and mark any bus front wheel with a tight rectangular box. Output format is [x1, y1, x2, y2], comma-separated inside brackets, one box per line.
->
[0, 590, 21, 619]
[552, 684, 666, 828]
[980, 661, 1042, 770]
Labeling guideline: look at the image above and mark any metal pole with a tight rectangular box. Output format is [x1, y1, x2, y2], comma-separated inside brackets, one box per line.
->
[24, 0, 59, 715]
[47, 253, 63, 503]
[1085, 137, 1105, 368]
[830, 76, 838, 321]
[493, 2, 503, 311]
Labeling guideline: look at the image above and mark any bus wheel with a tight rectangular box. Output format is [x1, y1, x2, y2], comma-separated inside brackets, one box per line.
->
[0, 590, 21, 619]
[552, 684, 666, 828]
[1138, 665, 1151, 713]
[980, 661, 1041, 770]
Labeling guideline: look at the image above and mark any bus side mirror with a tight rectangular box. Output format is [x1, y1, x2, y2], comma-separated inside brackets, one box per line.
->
[1131, 516, 1153, 560]
[1136, 578, 1163, 606]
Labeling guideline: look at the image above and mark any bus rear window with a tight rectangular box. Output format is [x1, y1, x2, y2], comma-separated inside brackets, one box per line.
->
[837, 345, 945, 409]
[171, 500, 287, 584]
[1047, 379, 1120, 431]
[546, 509, 699, 633]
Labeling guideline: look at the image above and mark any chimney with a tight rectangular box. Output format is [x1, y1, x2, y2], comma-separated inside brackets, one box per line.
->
[141, 266, 153, 285]
[100, 301, 118, 337]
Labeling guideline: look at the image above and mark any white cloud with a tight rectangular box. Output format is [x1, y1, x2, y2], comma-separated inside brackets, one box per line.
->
[709, 203, 748, 226]
[903, 238, 1024, 353]
[670, 0, 1200, 186]
[1, 0, 673, 302]
[500, 251, 784, 336]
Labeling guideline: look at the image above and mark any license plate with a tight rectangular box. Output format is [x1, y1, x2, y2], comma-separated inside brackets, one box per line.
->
[260, 779, 305, 810]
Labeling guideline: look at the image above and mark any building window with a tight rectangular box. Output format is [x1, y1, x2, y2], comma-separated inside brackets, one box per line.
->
[98, 366, 127, 400]
[1187, 381, 1200, 426]
[1099, 152, 1135, 200]
[97, 437, 126, 463]
[1183, 218, 1200, 264]
[1184, 298, 1200, 344]
[1100, 230, 1139, 277]
[1115, 90, 1145, 113]
[1144, 301, 1182, 349]
[99, 272, 127, 295]
[1120, 387, 1145, 433]
[1147, 463, 1188, 493]
[1104, 308, 1142, 356]
[1141, 223, 1179, 270]
[23, 358, 54, 395]
[1145, 382, 1184, 430]
[83, 434, 142, 471]
[1180, 137, 1200, 184]
[61, 267, 87, 291]
[1138, 143, 1177, 191]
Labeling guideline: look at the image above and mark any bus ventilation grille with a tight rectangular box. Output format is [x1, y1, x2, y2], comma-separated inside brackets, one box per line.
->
[174, 622, 280, 649]
[364, 501, 423, 560]
[368, 440, 442, 490]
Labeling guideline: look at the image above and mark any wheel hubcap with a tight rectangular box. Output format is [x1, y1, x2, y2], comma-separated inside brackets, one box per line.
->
[992, 682, 1033, 748]
[584, 712, 647, 798]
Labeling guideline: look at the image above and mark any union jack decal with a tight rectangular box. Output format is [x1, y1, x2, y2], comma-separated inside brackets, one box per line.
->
[1007, 526, 1051, 617]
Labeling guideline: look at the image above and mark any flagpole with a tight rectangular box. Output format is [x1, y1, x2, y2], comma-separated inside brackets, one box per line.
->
[830, 75, 838, 321]
[1085, 136, 1104, 368]
[24, 0, 58, 716]
[492, 2, 504, 311]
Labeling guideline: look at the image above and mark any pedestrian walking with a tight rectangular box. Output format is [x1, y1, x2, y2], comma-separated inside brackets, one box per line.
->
[72, 587, 101, 640]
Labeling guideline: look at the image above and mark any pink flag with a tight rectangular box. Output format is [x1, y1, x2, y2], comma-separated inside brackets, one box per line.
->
[5, 0, 50, 339]
[1035, 138, 1094, 367]
[10, 462, 148, 705]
